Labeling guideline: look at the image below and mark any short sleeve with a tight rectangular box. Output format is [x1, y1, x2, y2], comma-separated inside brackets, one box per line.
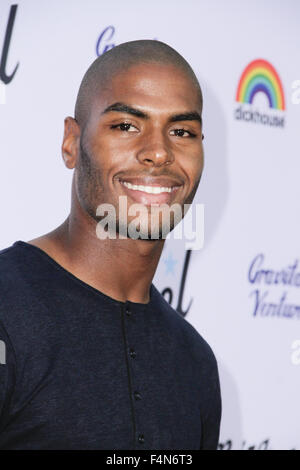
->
[199, 355, 222, 450]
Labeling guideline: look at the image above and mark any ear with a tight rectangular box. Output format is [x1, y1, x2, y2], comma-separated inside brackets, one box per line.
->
[62, 117, 81, 169]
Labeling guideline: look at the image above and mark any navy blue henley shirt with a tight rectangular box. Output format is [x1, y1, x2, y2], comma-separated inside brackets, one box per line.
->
[0, 241, 221, 450]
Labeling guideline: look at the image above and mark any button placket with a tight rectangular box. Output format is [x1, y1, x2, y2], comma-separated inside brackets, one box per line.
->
[124, 302, 145, 447]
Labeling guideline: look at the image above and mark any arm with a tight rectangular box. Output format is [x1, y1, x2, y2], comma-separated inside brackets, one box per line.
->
[199, 355, 222, 450]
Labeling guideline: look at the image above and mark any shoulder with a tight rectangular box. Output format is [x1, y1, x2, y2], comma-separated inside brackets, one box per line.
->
[0, 242, 36, 293]
[0, 243, 24, 290]
[150, 284, 218, 369]
[0, 241, 47, 334]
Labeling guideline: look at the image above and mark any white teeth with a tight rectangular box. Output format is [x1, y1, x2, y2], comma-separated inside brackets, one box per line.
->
[121, 181, 172, 194]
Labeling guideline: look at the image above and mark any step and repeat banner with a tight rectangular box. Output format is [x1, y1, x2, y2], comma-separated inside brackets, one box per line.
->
[0, 0, 299, 450]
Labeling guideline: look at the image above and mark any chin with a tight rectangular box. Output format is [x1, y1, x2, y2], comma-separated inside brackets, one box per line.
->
[114, 220, 173, 241]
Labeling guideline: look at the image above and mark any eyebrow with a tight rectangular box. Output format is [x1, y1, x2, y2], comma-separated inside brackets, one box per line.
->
[101, 102, 202, 126]
[169, 112, 202, 126]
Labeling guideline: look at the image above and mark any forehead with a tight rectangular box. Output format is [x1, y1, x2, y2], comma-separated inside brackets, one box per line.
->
[93, 62, 201, 117]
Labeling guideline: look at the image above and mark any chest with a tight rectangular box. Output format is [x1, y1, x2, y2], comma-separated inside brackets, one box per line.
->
[1, 315, 203, 449]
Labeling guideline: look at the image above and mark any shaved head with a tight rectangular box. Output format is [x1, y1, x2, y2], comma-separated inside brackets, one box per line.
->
[62, 39, 204, 243]
[74, 39, 203, 131]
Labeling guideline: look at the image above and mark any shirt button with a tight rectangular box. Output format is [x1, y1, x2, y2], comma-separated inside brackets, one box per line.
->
[134, 391, 141, 400]
[129, 348, 136, 358]
[125, 304, 131, 316]
[138, 434, 145, 444]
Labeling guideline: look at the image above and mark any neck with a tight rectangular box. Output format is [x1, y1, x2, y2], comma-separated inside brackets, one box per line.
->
[29, 185, 165, 304]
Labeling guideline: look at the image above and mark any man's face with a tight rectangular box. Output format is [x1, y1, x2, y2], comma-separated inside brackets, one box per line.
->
[75, 62, 204, 240]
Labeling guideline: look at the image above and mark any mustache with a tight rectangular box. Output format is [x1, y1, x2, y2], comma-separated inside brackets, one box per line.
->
[79, 139, 185, 186]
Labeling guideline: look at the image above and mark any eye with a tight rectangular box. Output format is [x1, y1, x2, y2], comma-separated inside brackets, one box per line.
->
[170, 128, 196, 138]
[110, 122, 138, 132]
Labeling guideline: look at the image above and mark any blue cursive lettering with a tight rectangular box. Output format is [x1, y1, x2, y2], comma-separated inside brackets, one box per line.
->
[96, 26, 116, 57]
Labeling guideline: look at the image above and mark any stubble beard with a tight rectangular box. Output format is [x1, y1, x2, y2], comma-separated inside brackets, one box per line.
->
[76, 140, 201, 240]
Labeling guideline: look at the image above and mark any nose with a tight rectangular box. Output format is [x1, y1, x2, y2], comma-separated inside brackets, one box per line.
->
[136, 128, 174, 167]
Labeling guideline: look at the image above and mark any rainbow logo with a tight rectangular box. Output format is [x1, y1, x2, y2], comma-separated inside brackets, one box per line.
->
[236, 59, 285, 111]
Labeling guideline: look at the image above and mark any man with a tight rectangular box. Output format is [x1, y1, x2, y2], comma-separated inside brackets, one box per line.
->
[0, 40, 221, 449]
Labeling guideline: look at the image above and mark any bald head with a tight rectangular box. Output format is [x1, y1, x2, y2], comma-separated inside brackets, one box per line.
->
[74, 40, 203, 130]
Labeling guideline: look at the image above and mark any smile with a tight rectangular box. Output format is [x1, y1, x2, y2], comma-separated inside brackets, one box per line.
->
[117, 177, 182, 206]
[121, 181, 173, 194]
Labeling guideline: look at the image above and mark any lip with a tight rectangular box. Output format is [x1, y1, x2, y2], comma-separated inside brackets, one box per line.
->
[116, 176, 183, 206]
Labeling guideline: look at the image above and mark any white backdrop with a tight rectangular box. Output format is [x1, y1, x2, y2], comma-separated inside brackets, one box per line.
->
[0, 0, 300, 450]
